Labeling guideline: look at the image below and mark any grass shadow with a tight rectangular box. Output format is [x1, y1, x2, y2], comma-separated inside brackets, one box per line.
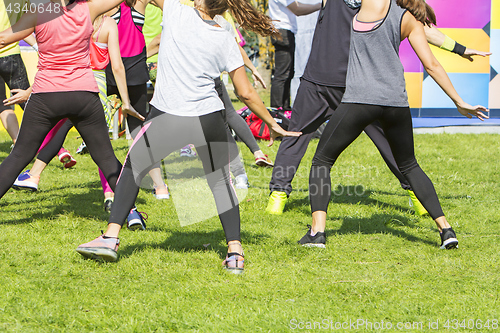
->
[119, 230, 270, 259]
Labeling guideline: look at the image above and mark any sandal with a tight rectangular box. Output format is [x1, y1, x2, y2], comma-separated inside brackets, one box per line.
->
[222, 252, 244, 274]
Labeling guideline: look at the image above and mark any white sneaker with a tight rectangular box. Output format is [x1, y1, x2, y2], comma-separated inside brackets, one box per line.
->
[180, 144, 196, 157]
[234, 174, 249, 189]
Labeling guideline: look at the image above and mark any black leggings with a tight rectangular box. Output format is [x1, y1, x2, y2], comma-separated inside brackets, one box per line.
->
[107, 84, 148, 134]
[0, 91, 122, 199]
[309, 103, 444, 219]
[37, 119, 74, 164]
[109, 107, 240, 243]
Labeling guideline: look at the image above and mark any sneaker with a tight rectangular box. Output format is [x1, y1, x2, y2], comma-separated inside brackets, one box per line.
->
[255, 154, 274, 167]
[222, 252, 244, 275]
[76, 235, 119, 262]
[104, 198, 113, 213]
[265, 191, 287, 215]
[58, 148, 77, 168]
[439, 228, 458, 250]
[407, 190, 428, 216]
[180, 144, 196, 157]
[153, 185, 170, 199]
[76, 141, 88, 155]
[234, 174, 249, 189]
[127, 208, 147, 231]
[12, 170, 39, 191]
[298, 225, 326, 248]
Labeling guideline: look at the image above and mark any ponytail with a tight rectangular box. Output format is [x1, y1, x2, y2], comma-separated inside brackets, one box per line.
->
[205, 0, 280, 38]
[397, 0, 436, 26]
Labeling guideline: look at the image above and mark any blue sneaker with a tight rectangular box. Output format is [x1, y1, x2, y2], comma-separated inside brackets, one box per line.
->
[12, 170, 39, 191]
[127, 208, 147, 231]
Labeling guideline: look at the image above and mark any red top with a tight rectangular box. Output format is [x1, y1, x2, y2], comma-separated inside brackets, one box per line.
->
[89, 17, 110, 70]
[32, 1, 98, 93]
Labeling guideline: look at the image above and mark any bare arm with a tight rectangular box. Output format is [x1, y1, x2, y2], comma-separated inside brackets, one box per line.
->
[403, 13, 488, 120]
[423, 25, 491, 62]
[230, 66, 301, 145]
[147, 33, 162, 58]
[239, 44, 267, 89]
[0, 12, 36, 50]
[107, 19, 144, 121]
[287, 1, 321, 16]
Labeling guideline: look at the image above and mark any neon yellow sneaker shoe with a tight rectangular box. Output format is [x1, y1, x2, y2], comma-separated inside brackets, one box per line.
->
[407, 190, 429, 216]
[265, 191, 288, 215]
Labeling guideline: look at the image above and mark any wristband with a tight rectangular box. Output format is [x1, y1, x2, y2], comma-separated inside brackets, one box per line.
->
[32, 43, 39, 52]
[440, 35, 455, 52]
[452, 42, 466, 56]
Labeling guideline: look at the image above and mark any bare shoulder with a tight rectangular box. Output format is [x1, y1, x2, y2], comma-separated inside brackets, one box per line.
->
[401, 10, 421, 40]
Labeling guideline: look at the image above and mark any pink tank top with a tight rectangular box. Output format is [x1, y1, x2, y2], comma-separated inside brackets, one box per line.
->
[115, 2, 145, 58]
[32, 1, 98, 94]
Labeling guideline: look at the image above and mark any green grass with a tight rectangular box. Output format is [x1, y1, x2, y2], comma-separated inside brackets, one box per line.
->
[0, 130, 499, 332]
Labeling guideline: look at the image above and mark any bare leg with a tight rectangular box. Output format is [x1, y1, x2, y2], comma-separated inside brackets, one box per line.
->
[0, 110, 20, 144]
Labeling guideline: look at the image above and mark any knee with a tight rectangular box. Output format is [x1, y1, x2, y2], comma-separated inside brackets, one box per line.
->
[398, 159, 420, 175]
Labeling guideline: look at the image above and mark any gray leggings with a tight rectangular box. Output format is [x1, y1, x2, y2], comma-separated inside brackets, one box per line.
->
[217, 79, 261, 178]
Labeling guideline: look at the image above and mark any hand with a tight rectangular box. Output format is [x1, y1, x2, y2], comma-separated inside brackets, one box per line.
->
[267, 124, 301, 147]
[462, 48, 492, 62]
[456, 102, 489, 121]
[121, 103, 145, 121]
[251, 70, 267, 89]
[3, 89, 30, 106]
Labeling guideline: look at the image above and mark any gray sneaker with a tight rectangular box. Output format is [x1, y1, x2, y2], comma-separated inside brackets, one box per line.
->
[76, 235, 119, 262]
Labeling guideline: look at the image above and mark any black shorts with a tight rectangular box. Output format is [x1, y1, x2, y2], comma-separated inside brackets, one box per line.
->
[0, 54, 30, 111]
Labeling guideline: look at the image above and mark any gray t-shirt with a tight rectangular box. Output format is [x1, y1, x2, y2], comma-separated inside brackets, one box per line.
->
[342, 0, 409, 107]
[151, 0, 244, 117]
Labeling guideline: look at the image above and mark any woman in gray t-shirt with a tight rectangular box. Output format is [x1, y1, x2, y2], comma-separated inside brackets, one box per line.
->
[77, 0, 301, 274]
[304, 0, 488, 250]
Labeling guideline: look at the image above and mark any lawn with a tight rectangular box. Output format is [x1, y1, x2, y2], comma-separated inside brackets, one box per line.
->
[0, 129, 499, 332]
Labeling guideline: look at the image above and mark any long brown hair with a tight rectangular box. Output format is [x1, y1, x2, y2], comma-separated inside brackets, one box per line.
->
[204, 0, 280, 38]
[397, 0, 436, 26]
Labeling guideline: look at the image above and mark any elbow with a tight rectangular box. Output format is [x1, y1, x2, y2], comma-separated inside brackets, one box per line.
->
[423, 58, 441, 76]
[236, 88, 253, 103]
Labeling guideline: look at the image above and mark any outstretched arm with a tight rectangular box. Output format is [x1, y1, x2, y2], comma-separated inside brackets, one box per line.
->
[230, 66, 301, 146]
[287, 1, 321, 16]
[0, 12, 36, 50]
[424, 25, 491, 62]
[404, 13, 488, 120]
[147, 33, 162, 58]
[107, 19, 145, 121]
[239, 45, 267, 89]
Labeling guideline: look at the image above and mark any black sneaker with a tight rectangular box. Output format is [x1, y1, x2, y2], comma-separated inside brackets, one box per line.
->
[298, 225, 326, 248]
[440, 228, 458, 249]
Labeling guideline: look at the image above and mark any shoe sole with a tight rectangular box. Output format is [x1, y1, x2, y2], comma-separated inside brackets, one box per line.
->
[76, 247, 117, 262]
[61, 156, 77, 168]
[224, 267, 244, 275]
[127, 221, 146, 231]
[154, 194, 170, 199]
[440, 238, 459, 250]
[12, 184, 38, 192]
[301, 243, 326, 248]
[255, 160, 274, 168]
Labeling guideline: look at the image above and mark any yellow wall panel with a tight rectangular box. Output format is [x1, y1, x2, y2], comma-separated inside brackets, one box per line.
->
[405, 72, 423, 108]
[492, 0, 500, 29]
[430, 29, 490, 73]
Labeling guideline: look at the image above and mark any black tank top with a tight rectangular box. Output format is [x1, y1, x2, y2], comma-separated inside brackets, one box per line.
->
[302, 0, 358, 87]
